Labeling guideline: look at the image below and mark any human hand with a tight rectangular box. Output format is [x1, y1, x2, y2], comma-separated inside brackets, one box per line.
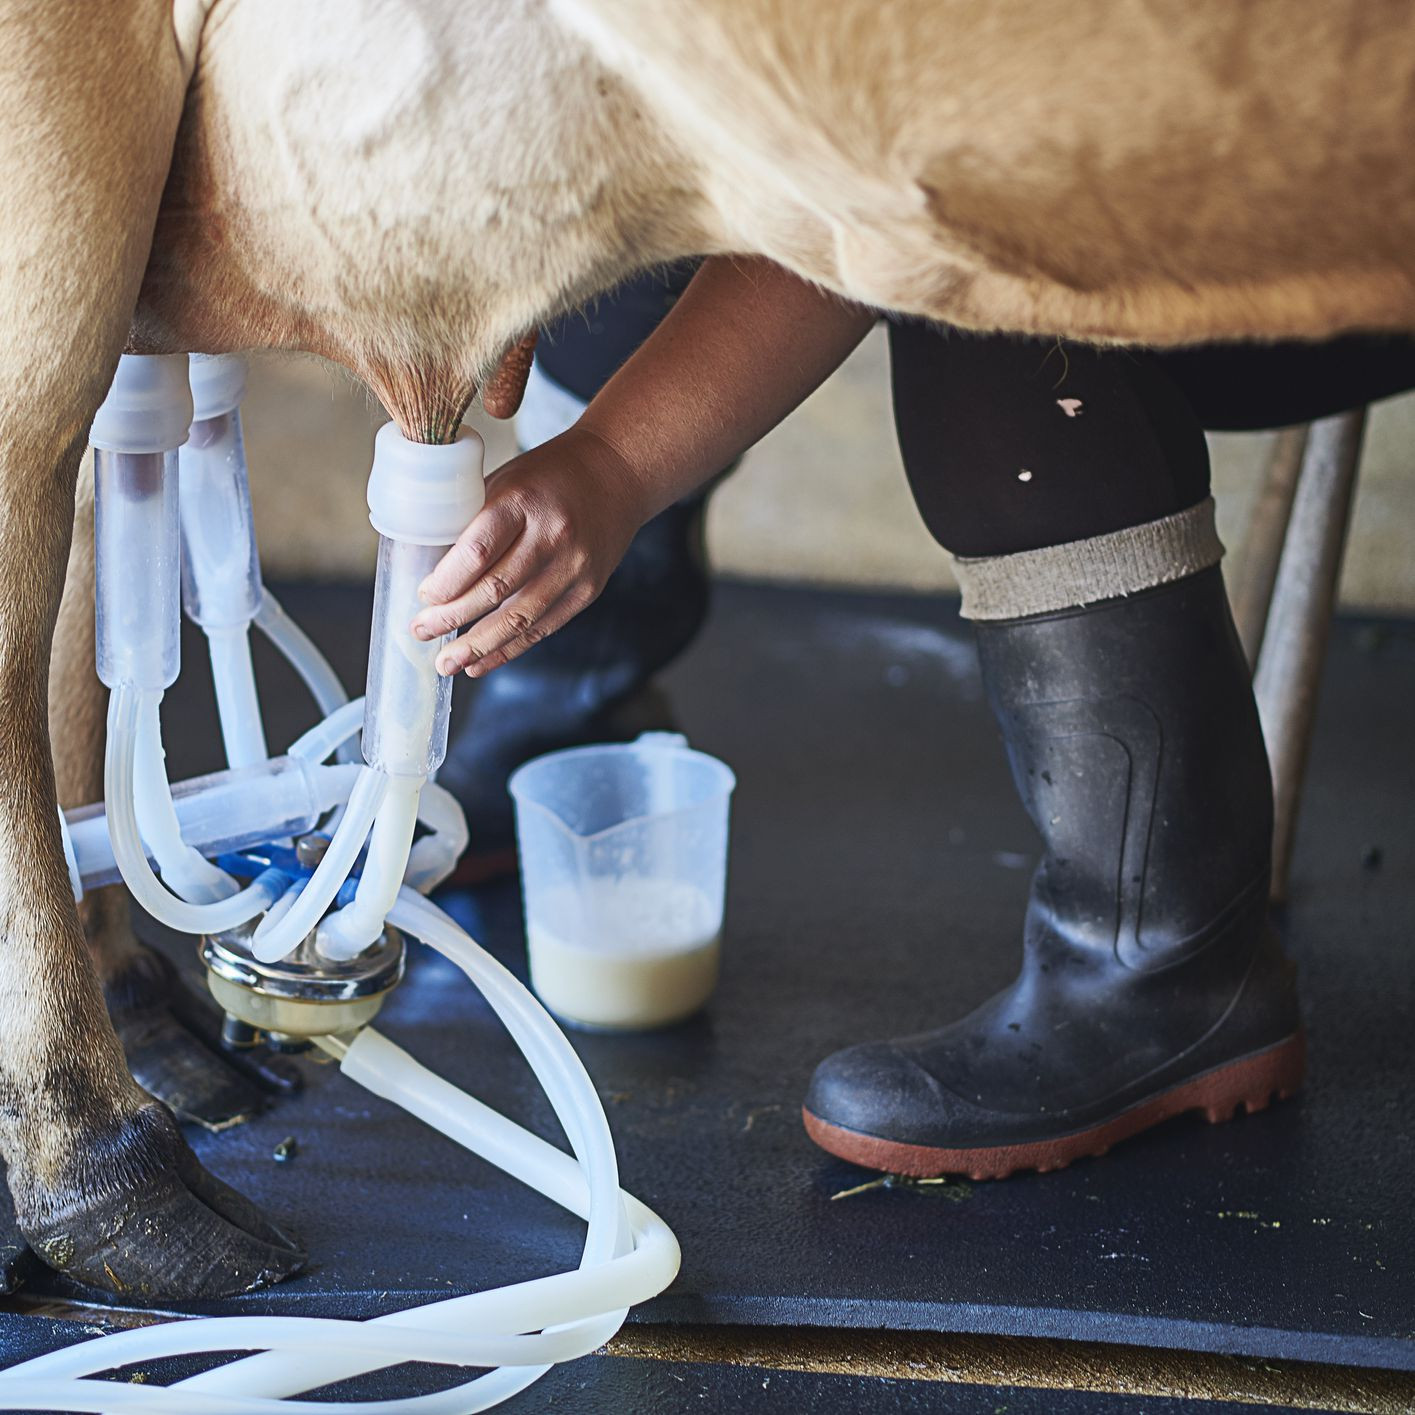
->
[410, 426, 649, 677]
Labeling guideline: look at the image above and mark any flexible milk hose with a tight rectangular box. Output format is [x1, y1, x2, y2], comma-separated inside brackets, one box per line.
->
[0, 890, 679, 1413]
[316, 777, 421, 959]
[132, 695, 241, 904]
[405, 780, 469, 892]
[395, 891, 630, 1271]
[106, 689, 389, 947]
[288, 698, 365, 766]
[255, 590, 360, 767]
[248, 768, 389, 962]
[106, 687, 284, 934]
[286, 701, 466, 901]
[206, 624, 269, 768]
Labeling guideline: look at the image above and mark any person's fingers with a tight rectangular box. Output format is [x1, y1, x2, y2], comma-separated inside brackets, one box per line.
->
[481, 332, 538, 419]
[460, 584, 600, 679]
[412, 536, 543, 640]
[415, 497, 527, 620]
[435, 573, 595, 677]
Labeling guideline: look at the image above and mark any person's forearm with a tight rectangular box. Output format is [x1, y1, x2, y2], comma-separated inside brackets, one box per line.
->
[577, 256, 876, 517]
[410, 260, 872, 673]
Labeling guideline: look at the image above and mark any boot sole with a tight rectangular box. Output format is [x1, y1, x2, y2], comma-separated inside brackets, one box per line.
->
[802, 1031, 1306, 1181]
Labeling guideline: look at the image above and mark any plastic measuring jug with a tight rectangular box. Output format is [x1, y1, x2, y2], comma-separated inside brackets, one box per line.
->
[509, 732, 736, 1030]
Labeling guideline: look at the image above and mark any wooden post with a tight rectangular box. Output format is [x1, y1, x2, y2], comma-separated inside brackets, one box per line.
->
[1230, 425, 1308, 668]
[1252, 409, 1366, 903]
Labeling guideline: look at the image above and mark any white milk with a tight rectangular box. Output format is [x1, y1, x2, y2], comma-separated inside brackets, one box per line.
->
[526, 877, 722, 1030]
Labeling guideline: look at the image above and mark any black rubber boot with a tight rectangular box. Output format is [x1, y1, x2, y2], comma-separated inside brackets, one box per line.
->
[438, 491, 713, 884]
[804, 567, 1304, 1178]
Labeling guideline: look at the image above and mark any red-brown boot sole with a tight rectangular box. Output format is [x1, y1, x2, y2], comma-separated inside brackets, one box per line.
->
[802, 1032, 1306, 1181]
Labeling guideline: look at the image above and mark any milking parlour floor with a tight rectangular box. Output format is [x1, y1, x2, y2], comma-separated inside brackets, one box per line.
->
[2, 578, 1412, 1410]
[0, 1312, 1394, 1413]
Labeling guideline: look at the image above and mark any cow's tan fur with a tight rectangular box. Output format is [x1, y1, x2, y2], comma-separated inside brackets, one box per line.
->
[560, 0, 1415, 342]
[2, 0, 1412, 1294]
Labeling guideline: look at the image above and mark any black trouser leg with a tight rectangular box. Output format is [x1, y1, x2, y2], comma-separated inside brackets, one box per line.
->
[889, 325, 1213, 558]
[888, 323, 1415, 560]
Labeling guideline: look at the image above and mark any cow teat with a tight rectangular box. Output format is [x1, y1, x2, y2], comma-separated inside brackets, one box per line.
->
[481, 332, 539, 420]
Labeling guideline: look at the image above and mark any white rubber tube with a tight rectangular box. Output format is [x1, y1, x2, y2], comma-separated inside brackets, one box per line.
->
[288, 702, 467, 895]
[288, 697, 365, 766]
[0, 891, 679, 1414]
[248, 767, 388, 962]
[391, 892, 628, 1275]
[206, 623, 269, 768]
[317, 776, 422, 959]
[255, 590, 359, 766]
[132, 694, 239, 904]
[405, 779, 469, 892]
[106, 687, 283, 934]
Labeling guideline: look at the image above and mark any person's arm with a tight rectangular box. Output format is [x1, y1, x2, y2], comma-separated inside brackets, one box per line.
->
[412, 256, 875, 676]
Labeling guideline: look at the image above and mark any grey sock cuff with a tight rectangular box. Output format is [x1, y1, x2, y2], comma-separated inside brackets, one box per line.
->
[953, 498, 1224, 621]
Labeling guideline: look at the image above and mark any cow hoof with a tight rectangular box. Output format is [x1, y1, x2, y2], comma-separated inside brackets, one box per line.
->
[20, 1102, 305, 1300]
[105, 945, 302, 1132]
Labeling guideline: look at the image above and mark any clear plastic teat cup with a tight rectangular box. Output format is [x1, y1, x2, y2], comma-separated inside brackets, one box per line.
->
[509, 732, 736, 1031]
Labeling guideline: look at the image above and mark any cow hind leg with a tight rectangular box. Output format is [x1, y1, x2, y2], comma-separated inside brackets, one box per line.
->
[53, 459, 301, 1133]
[0, 0, 302, 1299]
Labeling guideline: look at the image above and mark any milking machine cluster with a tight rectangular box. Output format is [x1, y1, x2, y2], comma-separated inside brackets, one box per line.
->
[0, 354, 679, 1413]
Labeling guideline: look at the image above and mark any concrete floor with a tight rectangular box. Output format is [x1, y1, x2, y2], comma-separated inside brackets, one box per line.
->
[238, 330, 1415, 610]
[5, 582, 1410, 1410]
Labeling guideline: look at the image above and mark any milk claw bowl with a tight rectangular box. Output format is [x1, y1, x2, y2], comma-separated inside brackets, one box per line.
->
[509, 732, 736, 1030]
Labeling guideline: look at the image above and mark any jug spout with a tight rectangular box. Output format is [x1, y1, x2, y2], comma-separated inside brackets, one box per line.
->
[634, 731, 689, 751]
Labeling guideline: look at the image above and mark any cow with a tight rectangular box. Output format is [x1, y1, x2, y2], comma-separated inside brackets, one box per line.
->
[2, 0, 1412, 1300]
